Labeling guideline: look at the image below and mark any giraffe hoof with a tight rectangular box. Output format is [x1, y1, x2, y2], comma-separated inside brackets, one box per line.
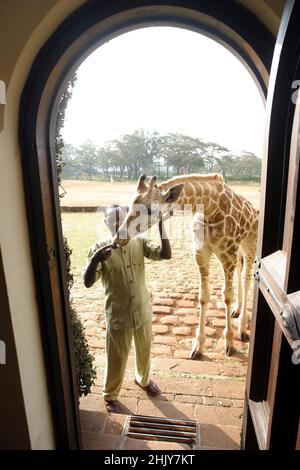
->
[190, 350, 202, 361]
[240, 332, 250, 343]
[225, 346, 236, 356]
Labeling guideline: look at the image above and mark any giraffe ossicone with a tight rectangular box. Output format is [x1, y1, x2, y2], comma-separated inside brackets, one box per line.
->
[114, 173, 258, 358]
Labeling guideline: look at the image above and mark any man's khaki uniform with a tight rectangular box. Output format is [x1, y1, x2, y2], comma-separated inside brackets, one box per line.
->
[85, 237, 162, 400]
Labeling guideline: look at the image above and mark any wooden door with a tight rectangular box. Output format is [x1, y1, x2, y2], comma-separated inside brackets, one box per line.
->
[242, 0, 300, 450]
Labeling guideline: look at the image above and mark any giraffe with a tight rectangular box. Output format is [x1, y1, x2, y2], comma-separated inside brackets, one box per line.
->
[113, 174, 258, 358]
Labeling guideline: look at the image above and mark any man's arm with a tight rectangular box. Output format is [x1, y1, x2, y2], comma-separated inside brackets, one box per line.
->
[158, 215, 171, 260]
[83, 246, 112, 288]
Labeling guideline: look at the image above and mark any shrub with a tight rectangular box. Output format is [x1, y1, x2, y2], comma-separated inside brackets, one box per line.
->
[56, 74, 97, 397]
[70, 305, 97, 396]
[63, 237, 97, 397]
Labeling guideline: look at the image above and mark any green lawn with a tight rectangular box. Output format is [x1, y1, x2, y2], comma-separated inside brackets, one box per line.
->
[62, 212, 109, 275]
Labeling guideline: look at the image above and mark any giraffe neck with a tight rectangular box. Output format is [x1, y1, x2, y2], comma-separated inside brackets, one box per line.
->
[160, 175, 222, 220]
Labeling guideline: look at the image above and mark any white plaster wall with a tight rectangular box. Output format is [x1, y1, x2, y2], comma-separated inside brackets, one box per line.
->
[0, 0, 85, 449]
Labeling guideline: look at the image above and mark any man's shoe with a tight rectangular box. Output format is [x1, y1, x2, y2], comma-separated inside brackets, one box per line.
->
[104, 399, 121, 413]
[135, 379, 161, 397]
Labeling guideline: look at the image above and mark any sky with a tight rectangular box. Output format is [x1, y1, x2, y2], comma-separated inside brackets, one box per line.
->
[62, 26, 265, 158]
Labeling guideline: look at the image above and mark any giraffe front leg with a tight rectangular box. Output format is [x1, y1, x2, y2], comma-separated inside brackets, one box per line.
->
[190, 282, 210, 360]
[191, 247, 211, 360]
[222, 269, 236, 356]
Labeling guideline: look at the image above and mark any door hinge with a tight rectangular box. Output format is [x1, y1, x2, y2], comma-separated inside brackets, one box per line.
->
[254, 262, 283, 311]
[255, 259, 300, 342]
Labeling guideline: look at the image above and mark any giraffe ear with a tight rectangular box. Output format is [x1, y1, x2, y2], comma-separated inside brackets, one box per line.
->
[162, 183, 184, 203]
[146, 175, 157, 194]
[137, 174, 147, 193]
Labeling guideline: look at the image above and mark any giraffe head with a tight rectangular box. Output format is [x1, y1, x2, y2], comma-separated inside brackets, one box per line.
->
[113, 174, 184, 246]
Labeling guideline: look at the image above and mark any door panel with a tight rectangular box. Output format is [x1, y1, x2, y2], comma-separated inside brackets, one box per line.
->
[243, 0, 300, 450]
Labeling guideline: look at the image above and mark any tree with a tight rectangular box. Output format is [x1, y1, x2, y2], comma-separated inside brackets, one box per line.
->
[97, 146, 117, 177]
[215, 151, 262, 180]
[61, 143, 81, 179]
[77, 140, 100, 179]
[238, 152, 262, 179]
[157, 133, 205, 175]
[203, 142, 229, 172]
[60, 127, 262, 181]
[215, 154, 239, 179]
[112, 129, 156, 179]
[147, 131, 161, 176]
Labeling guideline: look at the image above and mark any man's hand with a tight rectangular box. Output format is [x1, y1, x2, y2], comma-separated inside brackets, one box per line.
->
[92, 246, 112, 263]
[159, 209, 174, 224]
[158, 212, 172, 260]
[84, 245, 112, 288]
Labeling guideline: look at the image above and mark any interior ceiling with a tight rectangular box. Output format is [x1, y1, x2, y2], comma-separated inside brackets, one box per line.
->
[0, 0, 286, 91]
[236, 0, 286, 36]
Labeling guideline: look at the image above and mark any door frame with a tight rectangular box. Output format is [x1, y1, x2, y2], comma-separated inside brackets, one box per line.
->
[242, 0, 300, 450]
[19, 0, 273, 448]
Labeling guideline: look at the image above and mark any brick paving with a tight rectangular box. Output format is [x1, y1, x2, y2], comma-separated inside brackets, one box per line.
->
[80, 355, 246, 450]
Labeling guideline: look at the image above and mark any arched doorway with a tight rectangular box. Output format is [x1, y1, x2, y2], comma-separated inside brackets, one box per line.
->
[19, 0, 299, 450]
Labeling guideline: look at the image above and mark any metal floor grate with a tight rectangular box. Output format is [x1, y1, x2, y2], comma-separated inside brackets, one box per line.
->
[120, 414, 200, 449]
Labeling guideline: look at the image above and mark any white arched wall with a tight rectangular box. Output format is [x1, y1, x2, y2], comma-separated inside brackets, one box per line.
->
[0, 0, 284, 449]
[0, 0, 85, 450]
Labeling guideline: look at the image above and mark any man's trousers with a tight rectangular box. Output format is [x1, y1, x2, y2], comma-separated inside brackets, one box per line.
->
[102, 321, 152, 401]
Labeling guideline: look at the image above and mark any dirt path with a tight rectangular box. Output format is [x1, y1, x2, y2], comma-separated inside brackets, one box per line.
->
[60, 179, 261, 209]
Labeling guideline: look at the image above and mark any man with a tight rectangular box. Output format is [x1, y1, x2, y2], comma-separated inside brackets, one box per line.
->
[83, 205, 171, 413]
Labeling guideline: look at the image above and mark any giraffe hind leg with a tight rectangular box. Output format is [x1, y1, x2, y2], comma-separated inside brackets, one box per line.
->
[223, 269, 236, 356]
[237, 244, 255, 343]
[231, 249, 243, 318]
[220, 253, 237, 356]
